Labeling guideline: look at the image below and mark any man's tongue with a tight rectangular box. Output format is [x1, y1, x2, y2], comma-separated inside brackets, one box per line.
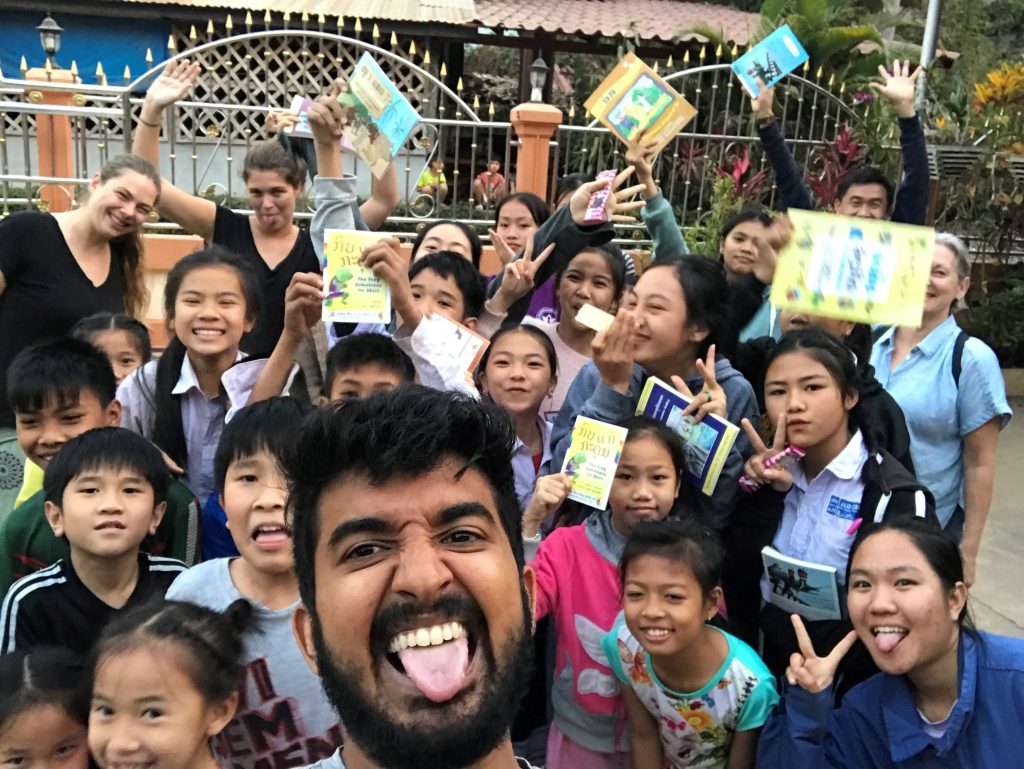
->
[875, 631, 906, 653]
[397, 636, 470, 703]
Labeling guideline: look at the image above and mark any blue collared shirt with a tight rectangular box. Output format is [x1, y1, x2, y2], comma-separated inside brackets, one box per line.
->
[870, 317, 1012, 526]
[758, 630, 1024, 767]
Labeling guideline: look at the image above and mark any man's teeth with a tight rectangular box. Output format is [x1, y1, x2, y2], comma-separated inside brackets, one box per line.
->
[872, 626, 908, 635]
[388, 622, 466, 653]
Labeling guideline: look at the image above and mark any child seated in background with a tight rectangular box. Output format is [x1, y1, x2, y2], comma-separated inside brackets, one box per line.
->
[166, 398, 343, 769]
[0, 428, 185, 654]
[0, 339, 199, 596]
[473, 157, 507, 209]
[603, 519, 778, 769]
[416, 156, 449, 201]
[324, 332, 415, 403]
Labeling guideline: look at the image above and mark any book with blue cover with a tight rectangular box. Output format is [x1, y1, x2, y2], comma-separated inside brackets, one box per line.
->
[339, 52, 421, 179]
[731, 24, 810, 97]
[762, 546, 842, 621]
[635, 376, 739, 496]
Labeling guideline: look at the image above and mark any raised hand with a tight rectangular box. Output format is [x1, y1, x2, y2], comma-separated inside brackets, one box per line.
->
[265, 110, 298, 135]
[569, 166, 647, 226]
[786, 614, 858, 693]
[282, 272, 324, 342]
[869, 60, 920, 118]
[361, 237, 416, 326]
[677, 345, 727, 422]
[750, 77, 776, 120]
[490, 233, 555, 313]
[741, 412, 795, 492]
[625, 134, 661, 199]
[142, 59, 201, 115]
[591, 308, 637, 394]
[307, 77, 351, 144]
[522, 473, 573, 538]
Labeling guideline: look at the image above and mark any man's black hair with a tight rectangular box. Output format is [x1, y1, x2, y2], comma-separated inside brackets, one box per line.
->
[324, 333, 415, 397]
[835, 166, 896, 211]
[214, 397, 312, 493]
[7, 338, 116, 415]
[44, 427, 169, 507]
[408, 251, 487, 319]
[285, 385, 521, 608]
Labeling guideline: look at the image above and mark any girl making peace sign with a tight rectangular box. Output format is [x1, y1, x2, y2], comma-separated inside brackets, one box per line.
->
[758, 516, 1024, 767]
[552, 254, 760, 531]
[742, 328, 935, 697]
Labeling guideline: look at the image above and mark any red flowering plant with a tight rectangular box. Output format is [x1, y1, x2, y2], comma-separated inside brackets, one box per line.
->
[805, 124, 865, 206]
[714, 146, 771, 202]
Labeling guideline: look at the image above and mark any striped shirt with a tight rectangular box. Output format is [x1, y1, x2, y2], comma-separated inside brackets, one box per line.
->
[0, 552, 185, 654]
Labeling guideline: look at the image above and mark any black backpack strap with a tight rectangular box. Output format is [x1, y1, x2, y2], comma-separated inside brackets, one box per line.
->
[952, 330, 969, 387]
[871, 325, 891, 344]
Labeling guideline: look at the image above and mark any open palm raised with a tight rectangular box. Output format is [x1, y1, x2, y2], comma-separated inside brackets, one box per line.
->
[145, 59, 201, 110]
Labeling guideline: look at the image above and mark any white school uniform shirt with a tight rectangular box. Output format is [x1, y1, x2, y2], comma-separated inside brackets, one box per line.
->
[117, 354, 296, 502]
[762, 430, 868, 599]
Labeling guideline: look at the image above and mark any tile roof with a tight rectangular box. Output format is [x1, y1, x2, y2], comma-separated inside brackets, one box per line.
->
[475, 0, 758, 44]
[118, 0, 757, 42]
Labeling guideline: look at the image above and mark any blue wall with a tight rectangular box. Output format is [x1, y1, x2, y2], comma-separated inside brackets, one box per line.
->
[0, 11, 169, 87]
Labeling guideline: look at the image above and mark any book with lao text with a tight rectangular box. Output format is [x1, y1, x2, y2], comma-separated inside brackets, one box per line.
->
[560, 417, 629, 510]
[322, 230, 391, 324]
[339, 53, 421, 179]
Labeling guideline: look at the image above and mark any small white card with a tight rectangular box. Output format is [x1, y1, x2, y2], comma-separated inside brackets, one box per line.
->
[576, 304, 616, 332]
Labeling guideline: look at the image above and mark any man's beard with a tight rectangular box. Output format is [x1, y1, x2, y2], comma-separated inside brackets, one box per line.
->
[310, 590, 534, 769]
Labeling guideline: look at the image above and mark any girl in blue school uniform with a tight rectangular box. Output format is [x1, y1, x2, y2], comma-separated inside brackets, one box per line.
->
[757, 515, 1024, 767]
[870, 234, 1012, 586]
[742, 328, 935, 698]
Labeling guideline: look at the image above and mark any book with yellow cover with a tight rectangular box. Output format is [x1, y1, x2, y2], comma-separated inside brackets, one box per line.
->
[584, 54, 697, 154]
[322, 230, 391, 324]
[560, 417, 629, 510]
[771, 209, 935, 326]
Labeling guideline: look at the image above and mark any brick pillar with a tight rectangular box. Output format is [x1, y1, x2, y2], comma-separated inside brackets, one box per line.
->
[510, 102, 562, 201]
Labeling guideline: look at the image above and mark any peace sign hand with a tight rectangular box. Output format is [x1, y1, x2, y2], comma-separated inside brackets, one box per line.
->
[676, 345, 727, 423]
[786, 614, 858, 693]
[741, 412, 794, 492]
[569, 167, 648, 226]
[490, 233, 556, 313]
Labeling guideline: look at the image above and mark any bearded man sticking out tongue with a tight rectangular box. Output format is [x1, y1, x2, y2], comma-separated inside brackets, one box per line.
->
[287, 386, 539, 769]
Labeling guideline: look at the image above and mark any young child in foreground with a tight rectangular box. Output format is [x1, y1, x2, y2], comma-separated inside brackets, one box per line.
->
[166, 398, 342, 769]
[0, 428, 186, 653]
[0, 647, 91, 769]
[0, 339, 200, 595]
[88, 599, 253, 769]
[603, 518, 779, 768]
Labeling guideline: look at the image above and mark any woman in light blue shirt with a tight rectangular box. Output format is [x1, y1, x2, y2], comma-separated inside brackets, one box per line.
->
[870, 234, 1011, 585]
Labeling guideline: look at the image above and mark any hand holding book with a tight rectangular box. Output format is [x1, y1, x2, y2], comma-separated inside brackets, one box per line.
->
[785, 614, 858, 693]
[741, 412, 796, 492]
[568, 168, 647, 227]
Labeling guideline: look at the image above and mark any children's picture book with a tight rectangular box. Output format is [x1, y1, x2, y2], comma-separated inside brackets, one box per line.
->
[322, 230, 391, 324]
[339, 53, 421, 179]
[560, 417, 629, 510]
[584, 54, 697, 155]
[731, 24, 810, 97]
[284, 96, 315, 139]
[635, 376, 739, 496]
[762, 546, 842, 621]
[771, 209, 936, 326]
[427, 314, 489, 374]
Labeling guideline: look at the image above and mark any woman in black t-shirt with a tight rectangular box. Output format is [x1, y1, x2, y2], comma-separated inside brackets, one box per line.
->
[133, 60, 322, 358]
[0, 153, 160, 510]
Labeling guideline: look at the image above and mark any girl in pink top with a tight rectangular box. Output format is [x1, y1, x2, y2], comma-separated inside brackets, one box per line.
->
[521, 416, 686, 769]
